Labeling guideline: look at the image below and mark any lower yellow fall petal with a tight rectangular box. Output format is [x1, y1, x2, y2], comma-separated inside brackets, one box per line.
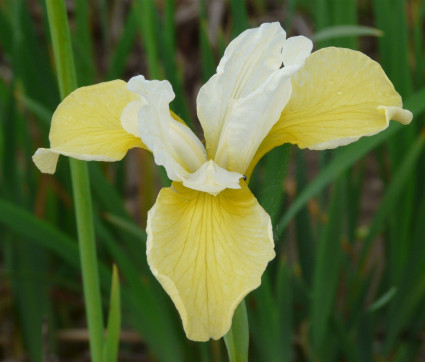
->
[246, 47, 412, 178]
[33, 80, 146, 174]
[33, 148, 60, 174]
[146, 182, 275, 341]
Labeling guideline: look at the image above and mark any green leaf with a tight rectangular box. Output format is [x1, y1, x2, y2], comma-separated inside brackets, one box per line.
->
[199, 10, 216, 83]
[329, 0, 358, 49]
[312, 25, 382, 43]
[160, 0, 191, 125]
[310, 177, 345, 356]
[90, 164, 148, 267]
[16, 93, 52, 128]
[257, 144, 291, 224]
[0, 6, 13, 56]
[44, 2, 105, 360]
[106, 7, 138, 80]
[358, 135, 425, 266]
[367, 287, 397, 313]
[276, 259, 293, 362]
[294, 149, 315, 286]
[103, 265, 121, 362]
[73, 0, 96, 85]
[95, 219, 186, 362]
[384, 162, 425, 351]
[229, 0, 249, 37]
[7, 236, 46, 362]
[134, 0, 161, 78]
[0, 198, 79, 267]
[251, 269, 291, 362]
[224, 300, 249, 362]
[0, 198, 185, 362]
[103, 213, 147, 241]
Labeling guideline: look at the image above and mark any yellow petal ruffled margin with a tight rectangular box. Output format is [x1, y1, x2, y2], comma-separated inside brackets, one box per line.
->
[146, 182, 275, 341]
[33, 80, 146, 174]
[246, 47, 413, 178]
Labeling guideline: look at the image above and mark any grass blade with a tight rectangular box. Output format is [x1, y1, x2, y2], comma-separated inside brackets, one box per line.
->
[310, 177, 345, 357]
[74, 0, 96, 84]
[229, 0, 249, 37]
[367, 287, 397, 313]
[96, 219, 186, 362]
[257, 144, 291, 224]
[106, 7, 138, 80]
[134, 0, 161, 78]
[103, 213, 147, 240]
[0, 199, 79, 267]
[312, 25, 382, 43]
[224, 301, 249, 362]
[103, 265, 121, 362]
[200, 1, 217, 83]
[358, 135, 425, 267]
[294, 150, 315, 286]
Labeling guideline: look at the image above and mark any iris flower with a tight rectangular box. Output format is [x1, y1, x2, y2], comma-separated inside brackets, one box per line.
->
[33, 23, 412, 341]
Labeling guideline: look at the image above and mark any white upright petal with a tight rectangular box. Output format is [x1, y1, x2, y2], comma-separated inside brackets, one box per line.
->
[168, 122, 208, 173]
[214, 66, 297, 174]
[183, 160, 243, 196]
[128, 75, 207, 181]
[121, 99, 146, 138]
[197, 22, 286, 157]
[282, 35, 313, 67]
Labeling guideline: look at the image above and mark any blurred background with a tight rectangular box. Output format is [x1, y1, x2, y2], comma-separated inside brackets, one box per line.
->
[0, 0, 425, 361]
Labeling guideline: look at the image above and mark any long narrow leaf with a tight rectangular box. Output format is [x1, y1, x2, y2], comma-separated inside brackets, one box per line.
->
[103, 265, 121, 362]
[312, 25, 382, 43]
[310, 177, 345, 356]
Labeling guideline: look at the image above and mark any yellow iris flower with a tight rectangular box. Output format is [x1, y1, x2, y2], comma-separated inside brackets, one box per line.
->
[33, 23, 412, 341]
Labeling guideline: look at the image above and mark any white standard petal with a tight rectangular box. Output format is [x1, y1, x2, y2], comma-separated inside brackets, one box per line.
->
[183, 160, 243, 196]
[127, 75, 207, 181]
[214, 65, 297, 174]
[282, 35, 313, 67]
[120, 99, 146, 138]
[197, 22, 287, 157]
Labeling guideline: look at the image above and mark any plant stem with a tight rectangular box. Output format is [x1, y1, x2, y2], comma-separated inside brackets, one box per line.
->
[44, 1, 104, 361]
[224, 300, 249, 362]
[69, 160, 104, 361]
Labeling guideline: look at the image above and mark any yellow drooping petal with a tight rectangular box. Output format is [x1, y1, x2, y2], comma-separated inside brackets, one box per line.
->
[246, 47, 413, 178]
[146, 182, 275, 341]
[33, 80, 146, 174]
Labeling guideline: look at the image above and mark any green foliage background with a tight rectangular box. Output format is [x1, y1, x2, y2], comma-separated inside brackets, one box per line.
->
[0, 0, 424, 360]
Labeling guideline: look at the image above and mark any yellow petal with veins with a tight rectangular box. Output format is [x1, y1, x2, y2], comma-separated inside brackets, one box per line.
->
[246, 47, 412, 179]
[146, 182, 275, 341]
[33, 80, 146, 174]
